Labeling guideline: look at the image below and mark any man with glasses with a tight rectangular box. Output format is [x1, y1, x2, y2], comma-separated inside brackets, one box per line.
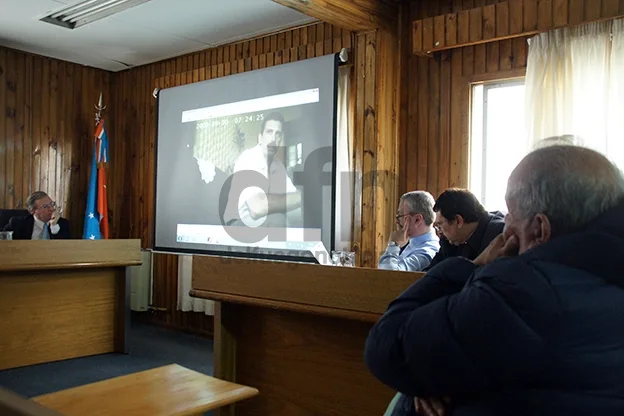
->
[2, 191, 70, 239]
[378, 191, 440, 272]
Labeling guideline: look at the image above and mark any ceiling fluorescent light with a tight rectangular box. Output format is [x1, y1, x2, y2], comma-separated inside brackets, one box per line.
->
[40, 0, 152, 29]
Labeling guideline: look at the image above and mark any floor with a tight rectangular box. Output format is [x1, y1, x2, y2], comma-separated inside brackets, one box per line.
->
[0, 320, 214, 413]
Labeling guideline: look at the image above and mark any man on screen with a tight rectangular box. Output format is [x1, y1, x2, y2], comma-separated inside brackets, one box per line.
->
[223, 111, 302, 228]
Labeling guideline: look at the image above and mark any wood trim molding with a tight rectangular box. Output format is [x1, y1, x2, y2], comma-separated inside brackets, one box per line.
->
[0, 240, 142, 272]
[469, 67, 527, 83]
[273, 0, 398, 32]
[190, 289, 382, 323]
[412, 0, 624, 56]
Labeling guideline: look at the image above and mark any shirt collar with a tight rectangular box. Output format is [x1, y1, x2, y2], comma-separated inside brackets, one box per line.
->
[33, 215, 45, 228]
[408, 230, 439, 246]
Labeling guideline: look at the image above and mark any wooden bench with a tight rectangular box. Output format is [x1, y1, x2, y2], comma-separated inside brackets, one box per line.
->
[32, 364, 258, 416]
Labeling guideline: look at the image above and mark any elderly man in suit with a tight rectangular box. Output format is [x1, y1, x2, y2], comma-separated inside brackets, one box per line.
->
[3, 191, 70, 239]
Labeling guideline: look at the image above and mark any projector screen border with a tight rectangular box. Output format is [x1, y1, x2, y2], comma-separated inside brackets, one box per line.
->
[151, 52, 343, 264]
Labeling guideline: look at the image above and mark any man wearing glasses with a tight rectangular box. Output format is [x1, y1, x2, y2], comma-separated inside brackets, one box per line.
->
[378, 191, 440, 271]
[2, 191, 71, 240]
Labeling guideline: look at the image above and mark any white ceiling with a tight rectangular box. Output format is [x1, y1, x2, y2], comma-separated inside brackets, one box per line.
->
[0, 0, 316, 72]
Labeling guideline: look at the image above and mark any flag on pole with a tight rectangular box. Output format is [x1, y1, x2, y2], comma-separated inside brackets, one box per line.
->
[83, 118, 110, 239]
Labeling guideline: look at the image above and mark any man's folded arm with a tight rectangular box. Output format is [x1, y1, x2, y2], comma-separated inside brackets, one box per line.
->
[378, 247, 432, 271]
[364, 260, 559, 398]
[56, 220, 71, 238]
[266, 191, 301, 214]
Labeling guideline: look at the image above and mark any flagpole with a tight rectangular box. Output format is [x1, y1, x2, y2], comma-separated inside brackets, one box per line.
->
[95, 93, 110, 239]
[95, 92, 106, 124]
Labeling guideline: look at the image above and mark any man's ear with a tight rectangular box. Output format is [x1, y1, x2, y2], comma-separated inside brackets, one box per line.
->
[535, 213, 552, 243]
[455, 214, 465, 227]
[529, 213, 552, 246]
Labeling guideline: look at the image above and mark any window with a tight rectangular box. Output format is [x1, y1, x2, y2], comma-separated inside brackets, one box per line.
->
[287, 142, 303, 169]
[470, 80, 527, 212]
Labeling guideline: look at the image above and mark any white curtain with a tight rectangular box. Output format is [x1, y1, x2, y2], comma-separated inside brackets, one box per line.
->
[334, 65, 353, 252]
[177, 255, 214, 316]
[525, 18, 624, 169]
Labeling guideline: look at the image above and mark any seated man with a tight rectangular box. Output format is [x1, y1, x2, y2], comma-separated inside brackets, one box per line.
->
[378, 190, 439, 271]
[424, 188, 504, 271]
[365, 145, 624, 415]
[3, 191, 70, 239]
[223, 111, 301, 228]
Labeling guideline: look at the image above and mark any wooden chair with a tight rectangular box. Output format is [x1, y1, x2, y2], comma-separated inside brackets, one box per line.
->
[32, 364, 258, 416]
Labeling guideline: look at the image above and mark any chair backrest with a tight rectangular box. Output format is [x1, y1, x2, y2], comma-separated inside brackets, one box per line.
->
[0, 209, 29, 230]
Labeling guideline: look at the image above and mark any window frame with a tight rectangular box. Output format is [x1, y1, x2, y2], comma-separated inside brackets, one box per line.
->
[469, 76, 526, 210]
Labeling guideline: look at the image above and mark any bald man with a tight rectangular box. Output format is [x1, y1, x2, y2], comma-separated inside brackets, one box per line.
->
[365, 144, 624, 415]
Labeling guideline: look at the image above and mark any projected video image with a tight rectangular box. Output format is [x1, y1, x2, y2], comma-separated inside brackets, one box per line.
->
[191, 90, 319, 228]
[155, 53, 337, 260]
[179, 88, 319, 231]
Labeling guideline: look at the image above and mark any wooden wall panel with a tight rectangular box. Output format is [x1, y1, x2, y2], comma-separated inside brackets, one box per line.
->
[0, 47, 111, 239]
[400, 0, 529, 199]
[412, 0, 622, 54]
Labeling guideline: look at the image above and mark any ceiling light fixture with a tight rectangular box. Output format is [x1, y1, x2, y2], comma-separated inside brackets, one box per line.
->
[40, 0, 153, 29]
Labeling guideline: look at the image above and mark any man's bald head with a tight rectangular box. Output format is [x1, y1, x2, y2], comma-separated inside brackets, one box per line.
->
[506, 145, 624, 240]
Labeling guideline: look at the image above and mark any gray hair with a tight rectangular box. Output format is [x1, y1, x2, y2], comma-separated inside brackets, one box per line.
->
[400, 191, 435, 225]
[532, 134, 582, 150]
[25, 191, 49, 211]
[506, 145, 624, 236]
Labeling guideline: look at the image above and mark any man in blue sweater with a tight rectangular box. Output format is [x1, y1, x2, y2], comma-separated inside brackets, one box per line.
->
[365, 144, 624, 415]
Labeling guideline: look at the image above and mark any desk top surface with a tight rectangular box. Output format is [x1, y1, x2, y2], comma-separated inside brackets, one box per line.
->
[33, 364, 259, 416]
[0, 239, 142, 272]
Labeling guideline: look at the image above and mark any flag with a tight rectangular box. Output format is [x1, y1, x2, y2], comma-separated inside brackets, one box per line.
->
[83, 119, 109, 239]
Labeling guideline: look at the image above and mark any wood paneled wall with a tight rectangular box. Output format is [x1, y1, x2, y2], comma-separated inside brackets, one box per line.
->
[412, 0, 624, 55]
[400, 0, 529, 198]
[0, 48, 111, 238]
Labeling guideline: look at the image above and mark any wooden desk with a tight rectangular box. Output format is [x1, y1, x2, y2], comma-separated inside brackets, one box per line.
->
[33, 364, 259, 416]
[190, 256, 422, 416]
[0, 239, 141, 370]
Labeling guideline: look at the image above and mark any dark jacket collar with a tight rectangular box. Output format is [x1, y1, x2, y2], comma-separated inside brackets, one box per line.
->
[524, 200, 624, 288]
[465, 211, 506, 252]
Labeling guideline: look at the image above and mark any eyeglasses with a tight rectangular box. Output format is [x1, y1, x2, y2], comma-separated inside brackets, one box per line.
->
[396, 213, 423, 221]
[38, 201, 56, 210]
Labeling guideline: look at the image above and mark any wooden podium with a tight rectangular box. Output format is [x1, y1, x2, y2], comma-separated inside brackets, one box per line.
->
[0, 239, 141, 371]
[191, 255, 422, 416]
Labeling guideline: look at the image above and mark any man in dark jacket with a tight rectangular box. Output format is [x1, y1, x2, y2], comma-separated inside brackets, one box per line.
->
[425, 189, 505, 271]
[365, 145, 624, 415]
[386, 189, 505, 415]
[3, 191, 70, 239]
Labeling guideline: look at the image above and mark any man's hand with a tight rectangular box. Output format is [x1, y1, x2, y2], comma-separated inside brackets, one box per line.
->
[415, 397, 451, 416]
[473, 232, 519, 266]
[246, 192, 269, 219]
[49, 210, 60, 227]
[389, 218, 409, 247]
